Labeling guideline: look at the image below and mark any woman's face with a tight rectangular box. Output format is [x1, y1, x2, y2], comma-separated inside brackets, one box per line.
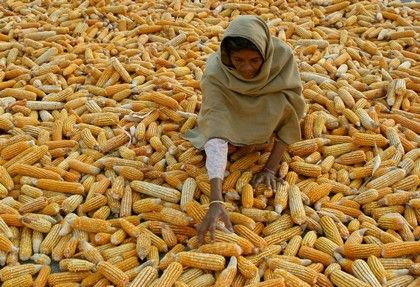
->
[230, 49, 263, 79]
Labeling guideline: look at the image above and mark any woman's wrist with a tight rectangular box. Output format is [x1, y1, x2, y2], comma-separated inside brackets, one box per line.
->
[209, 200, 225, 206]
[210, 178, 223, 201]
[263, 166, 275, 175]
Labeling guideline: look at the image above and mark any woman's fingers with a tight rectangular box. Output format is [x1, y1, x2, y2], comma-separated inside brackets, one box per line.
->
[209, 220, 216, 242]
[278, 177, 286, 185]
[197, 222, 208, 245]
[251, 175, 263, 188]
[197, 214, 211, 245]
[264, 176, 271, 189]
[221, 211, 234, 232]
[271, 178, 277, 190]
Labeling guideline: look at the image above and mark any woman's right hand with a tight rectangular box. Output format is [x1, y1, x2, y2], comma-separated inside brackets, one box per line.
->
[197, 202, 233, 245]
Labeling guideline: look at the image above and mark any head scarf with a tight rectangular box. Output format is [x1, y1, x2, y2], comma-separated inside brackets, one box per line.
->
[185, 15, 305, 149]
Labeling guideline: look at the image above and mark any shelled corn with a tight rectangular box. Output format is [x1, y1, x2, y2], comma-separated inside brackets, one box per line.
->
[0, 0, 419, 286]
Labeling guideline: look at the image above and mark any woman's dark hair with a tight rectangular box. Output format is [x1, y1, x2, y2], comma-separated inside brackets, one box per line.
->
[221, 37, 260, 56]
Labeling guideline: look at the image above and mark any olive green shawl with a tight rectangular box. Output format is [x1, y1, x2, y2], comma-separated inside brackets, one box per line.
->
[185, 15, 305, 149]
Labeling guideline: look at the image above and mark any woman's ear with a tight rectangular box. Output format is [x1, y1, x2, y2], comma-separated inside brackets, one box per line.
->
[220, 48, 232, 66]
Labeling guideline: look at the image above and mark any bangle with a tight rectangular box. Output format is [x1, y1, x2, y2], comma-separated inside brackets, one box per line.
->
[209, 200, 225, 206]
[263, 167, 275, 175]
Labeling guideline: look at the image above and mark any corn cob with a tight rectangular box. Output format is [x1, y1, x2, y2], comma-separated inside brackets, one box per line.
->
[266, 258, 318, 285]
[131, 181, 181, 203]
[381, 242, 420, 258]
[96, 261, 129, 287]
[176, 251, 225, 271]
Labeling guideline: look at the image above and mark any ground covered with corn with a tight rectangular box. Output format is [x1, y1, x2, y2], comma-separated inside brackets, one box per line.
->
[0, 0, 419, 286]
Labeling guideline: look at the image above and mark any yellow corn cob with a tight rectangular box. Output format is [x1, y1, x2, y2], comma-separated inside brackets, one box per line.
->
[366, 168, 406, 189]
[272, 182, 288, 213]
[33, 265, 51, 287]
[351, 259, 382, 287]
[79, 240, 104, 264]
[99, 132, 130, 153]
[234, 224, 267, 250]
[383, 275, 414, 287]
[234, 171, 252, 191]
[266, 258, 318, 285]
[379, 258, 414, 270]
[353, 132, 388, 147]
[2, 274, 33, 287]
[241, 183, 254, 208]
[366, 255, 387, 284]
[381, 242, 420, 258]
[305, 183, 332, 204]
[70, 216, 114, 233]
[110, 229, 127, 245]
[315, 237, 340, 258]
[157, 261, 183, 287]
[52, 233, 72, 261]
[161, 223, 177, 247]
[264, 225, 303, 246]
[198, 242, 242, 257]
[131, 181, 181, 203]
[4, 145, 48, 170]
[113, 165, 144, 181]
[319, 216, 344, 246]
[0, 263, 41, 281]
[21, 214, 52, 233]
[340, 243, 382, 259]
[60, 194, 84, 214]
[79, 194, 107, 213]
[336, 150, 366, 165]
[301, 227, 317, 249]
[18, 196, 48, 214]
[96, 261, 129, 287]
[176, 252, 225, 271]
[9, 163, 62, 180]
[298, 245, 335, 266]
[241, 208, 279, 223]
[180, 177, 197, 211]
[177, 268, 204, 284]
[229, 152, 260, 172]
[158, 244, 184, 270]
[288, 139, 319, 157]
[186, 274, 215, 287]
[128, 266, 158, 287]
[290, 161, 322, 177]
[243, 278, 285, 287]
[59, 258, 95, 272]
[281, 235, 301, 257]
[68, 158, 101, 175]
[272, 268, 310, 287]
[33, 178, 84, 194]
[237, 256, 259, 279]
[110, 57, 132, 83]
[18, 226, 32, 260]
[288, 185, 306, 225]
[330, 270, 370, 287]
[1, 140, 35, 161]
[47, 271, 92, 286]
[133, 198, 163, 214]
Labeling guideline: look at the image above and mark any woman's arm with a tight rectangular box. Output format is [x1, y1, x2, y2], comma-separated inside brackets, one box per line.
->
[264, 138, 288, 172]
[197, 139, 233, 245]
[252, 138, 287, 189]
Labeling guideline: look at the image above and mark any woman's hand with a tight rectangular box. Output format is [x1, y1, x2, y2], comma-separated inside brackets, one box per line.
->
[197, 202, 233, 245]
[251, 168, 285, 190]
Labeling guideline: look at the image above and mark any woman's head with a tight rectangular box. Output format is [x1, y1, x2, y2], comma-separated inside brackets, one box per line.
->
[221, 37, 263, 80]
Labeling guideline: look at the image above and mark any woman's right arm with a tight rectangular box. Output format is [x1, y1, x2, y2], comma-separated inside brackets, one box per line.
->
[197, 138, 233, 245]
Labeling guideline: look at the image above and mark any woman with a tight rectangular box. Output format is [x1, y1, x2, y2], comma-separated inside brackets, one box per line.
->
[184, 15, 305, 244]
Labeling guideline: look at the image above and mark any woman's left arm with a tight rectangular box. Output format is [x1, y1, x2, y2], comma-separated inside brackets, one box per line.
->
[251, 138, 287, 190]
